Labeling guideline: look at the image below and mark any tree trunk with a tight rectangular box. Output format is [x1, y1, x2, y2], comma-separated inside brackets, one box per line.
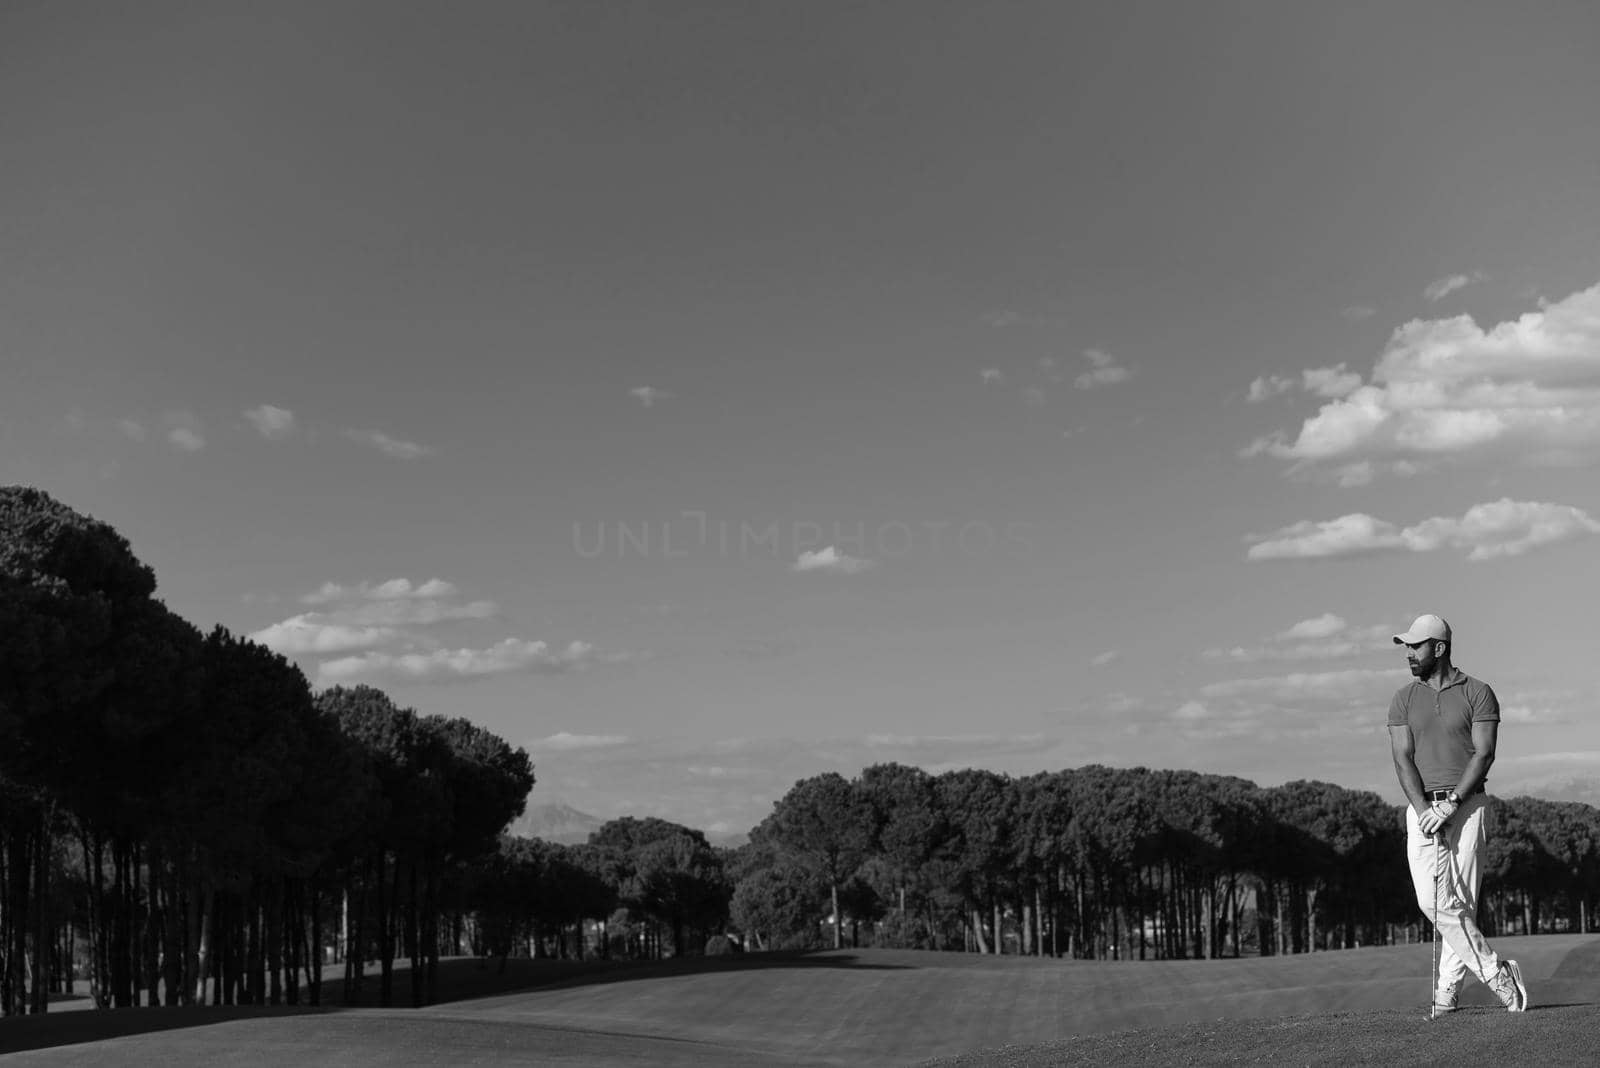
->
[308, 876, 324, 1007]
[284, 881, 300, 1007]
[268, 881, 283, 1006]
[830, 882, 842, 949]
[1305, 886, 1318, 953]
[426, 863, 441, 1006]
[186, 878, 207, 1006]
[407, 862, 422, 1008]
[1033, 886, 1043, 957]
[345, 871, 368, 1005]
[1275, 884, 1287, 956]
[88, 828, 111, 1007]
[376, 848, 394, 1007]
[1230, 879, 1242, 958]
[30, 807, 50, 1014]
[4, 820, 29, 1015]
[162, 855, 183, 1006]
[109, 838, 128, 1007]
[198, 891, 217, 1006]
[142, 842, 161, 1007]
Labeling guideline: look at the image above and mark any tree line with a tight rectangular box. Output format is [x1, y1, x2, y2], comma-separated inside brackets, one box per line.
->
[463, 763, 1600, 970]
[734, 766, 1600, 960]
[0, 487, 549, 1014]
[4, 485, 1597, 1017]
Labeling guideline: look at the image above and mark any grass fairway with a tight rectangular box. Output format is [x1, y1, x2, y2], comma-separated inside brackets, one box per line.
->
[3, 934, 1598, 1066]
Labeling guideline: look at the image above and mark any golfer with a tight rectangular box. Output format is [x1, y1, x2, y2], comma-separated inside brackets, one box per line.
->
[1388, 613, 1528, 1014]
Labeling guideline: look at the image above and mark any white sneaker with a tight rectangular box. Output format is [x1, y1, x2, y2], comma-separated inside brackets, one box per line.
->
[1431, 987, 1459, 1016]
[1491, 960, 1528, 1012]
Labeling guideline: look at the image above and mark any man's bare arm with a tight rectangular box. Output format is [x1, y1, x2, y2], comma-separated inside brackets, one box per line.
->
[1389, 724, 1428, 815]
[1454, 719, 1498, 798]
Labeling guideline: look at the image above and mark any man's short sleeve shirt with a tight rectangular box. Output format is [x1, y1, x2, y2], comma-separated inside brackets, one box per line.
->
[1387, 669, 1500, 791]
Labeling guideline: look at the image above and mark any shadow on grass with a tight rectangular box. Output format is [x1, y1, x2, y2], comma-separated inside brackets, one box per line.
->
[1550, 937, 1600, 979]
[0, 1004, 329, 1056]
[0, 951, 910, 1054]
[328, 949, 915, 1007]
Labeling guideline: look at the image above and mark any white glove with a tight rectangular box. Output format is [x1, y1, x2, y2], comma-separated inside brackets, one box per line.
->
[1418, 799, 1457, 836]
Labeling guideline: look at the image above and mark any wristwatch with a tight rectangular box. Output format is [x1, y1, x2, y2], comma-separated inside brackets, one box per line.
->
[1446, 790, 1461, 805]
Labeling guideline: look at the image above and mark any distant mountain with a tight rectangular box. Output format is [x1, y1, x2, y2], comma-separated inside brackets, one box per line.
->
[506, 803, 604, 845]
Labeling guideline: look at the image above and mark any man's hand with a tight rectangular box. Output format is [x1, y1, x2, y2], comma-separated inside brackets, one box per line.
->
[1419, 800, 1458, 835]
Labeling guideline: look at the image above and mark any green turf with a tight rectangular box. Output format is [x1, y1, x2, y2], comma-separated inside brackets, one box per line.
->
[2, 935, 1596, 1066]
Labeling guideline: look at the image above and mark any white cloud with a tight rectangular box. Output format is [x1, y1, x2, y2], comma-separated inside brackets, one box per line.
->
[1098, 692, 1143, 715]
[1246, 498, 1600, 561]
[303, 578, 460, 604]
[1021, 386, 1048, 406]
[1251, 282, 1600, 475]
[1302, 364, 1363, 398]
[345, 428, 433, 459]
[244, 404, 296, 439]
[302, 582, 345, 605]
[267, 576, 625, 688]
[1205, 639, 1377, 663]
[1333, 459, 1424, 487]
[1091, 650, 1120, 667]
[1500, 705, 1572, 726]
[1202, 617, 1392, 664]
[284, 579, 496, 628]
[1200, 668, 1394, 702]
[630, 386, 672, 407]
[368, 577, 458, 600]
[117, 419, 146, 441]
[168, 427, 205, 452]
[1248, 375, 1294, 402]
[1278, 613, 1346, 640]
[793, 546, 875, 574]
[1333, 462, 1374, 488]
[248, 615, 399, 654]
[329, 598, 498, 626]
[686, 765, 753, 780]
[1075, 348, 1131, 390]
[251, 602, 498, 655]
[1246, 513, 1405, 560]
[1424, 272, 1483, 302]
[318, 638, 598, 684]
[980, 367, 1003, 385]
[534, 732, 631, 751]
[1174, 700, 1209, 721]
[984, 310, 1023, 328]
[1404, 498, 1600, 560]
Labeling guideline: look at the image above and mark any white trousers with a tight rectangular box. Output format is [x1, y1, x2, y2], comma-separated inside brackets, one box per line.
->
[1405, 793, 1500, 993]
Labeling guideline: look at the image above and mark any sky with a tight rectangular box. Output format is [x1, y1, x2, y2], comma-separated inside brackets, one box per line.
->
[4, 1, 1600, 836]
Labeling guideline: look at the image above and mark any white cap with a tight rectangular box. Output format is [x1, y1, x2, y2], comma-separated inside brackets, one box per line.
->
[1393, 614, 1451, 645]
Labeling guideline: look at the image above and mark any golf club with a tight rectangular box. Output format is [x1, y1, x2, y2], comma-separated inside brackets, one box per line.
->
[1429, 828, 1441, 1020]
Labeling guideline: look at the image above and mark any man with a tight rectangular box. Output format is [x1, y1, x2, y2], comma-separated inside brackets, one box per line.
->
[1388, 613, 1528, 1015]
